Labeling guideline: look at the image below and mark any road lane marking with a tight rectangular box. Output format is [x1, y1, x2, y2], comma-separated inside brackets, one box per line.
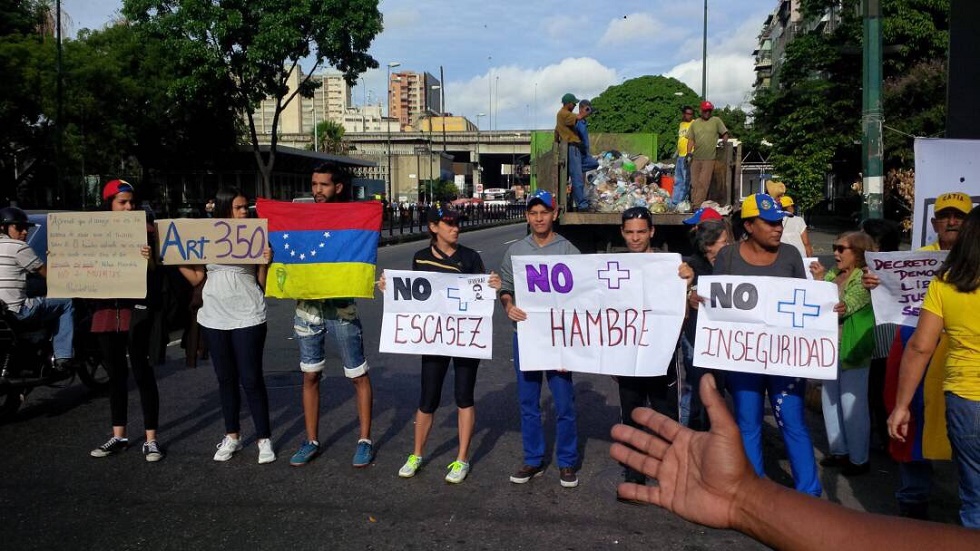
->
[504, 239, 519, 244]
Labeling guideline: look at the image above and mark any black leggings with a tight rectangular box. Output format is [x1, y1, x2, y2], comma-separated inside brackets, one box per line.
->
[617, 373, 677, 429]
[101, 307, 159, 430]
[419, 355, 479, 413]
[203, 323, 271, 439]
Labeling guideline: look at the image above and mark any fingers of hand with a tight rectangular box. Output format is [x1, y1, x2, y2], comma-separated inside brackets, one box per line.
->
[617, 482, 661, 508]
[610, 442, 662, 481]
[631, 407, 682, 445]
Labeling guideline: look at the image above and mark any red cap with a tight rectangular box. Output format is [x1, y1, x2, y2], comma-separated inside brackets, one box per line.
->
[102, 179, 134, 201]
[700, 100, 714, 112]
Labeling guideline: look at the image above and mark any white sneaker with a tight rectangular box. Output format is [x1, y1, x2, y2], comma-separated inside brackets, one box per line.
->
[257, 438, 276, 464]
[445, 460, 470, 484]
[213, 435, 242, 462]
[398, 454, 423, 478]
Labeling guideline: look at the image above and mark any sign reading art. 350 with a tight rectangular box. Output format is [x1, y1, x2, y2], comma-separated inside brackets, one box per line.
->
[155, 219, 268, 265]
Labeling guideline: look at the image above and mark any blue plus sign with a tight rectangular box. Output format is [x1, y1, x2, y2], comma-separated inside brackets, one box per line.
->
[446, 287, 467, 312]
[777, 288, 821, 329]
[597, 261, 631, 290]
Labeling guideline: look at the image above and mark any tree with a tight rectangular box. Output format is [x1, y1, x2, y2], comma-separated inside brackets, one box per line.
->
[122, 0, 384, 198]
[588, 76, 701, 160]
[311, 120, 350, 155]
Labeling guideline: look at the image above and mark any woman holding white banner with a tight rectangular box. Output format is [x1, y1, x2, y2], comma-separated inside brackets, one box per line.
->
[713, 193, 822, 497]
[380, 205, 500, 484]
[889, 206, 980, 528]
[179, 188, 276, 465]
[811, 231, 877, 477]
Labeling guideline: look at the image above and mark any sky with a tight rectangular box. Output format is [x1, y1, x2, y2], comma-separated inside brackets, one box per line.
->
[62, 0, 776, 130]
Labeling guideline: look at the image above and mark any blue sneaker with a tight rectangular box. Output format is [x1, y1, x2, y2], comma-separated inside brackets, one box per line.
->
[290, 441, 320, 466]
[352, 439, 375, 467]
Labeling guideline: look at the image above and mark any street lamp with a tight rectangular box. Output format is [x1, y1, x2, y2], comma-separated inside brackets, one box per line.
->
[475, 113, 486, 198]
[386, 61, 401, 202]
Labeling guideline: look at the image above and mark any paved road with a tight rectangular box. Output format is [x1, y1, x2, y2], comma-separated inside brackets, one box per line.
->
[0, 223, 960, 550]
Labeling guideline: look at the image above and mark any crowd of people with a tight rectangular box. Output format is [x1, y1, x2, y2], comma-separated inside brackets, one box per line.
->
[1, 158, 978, 538]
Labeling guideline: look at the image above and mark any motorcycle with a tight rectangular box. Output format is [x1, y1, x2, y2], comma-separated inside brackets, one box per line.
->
[0, 301, 109, 421]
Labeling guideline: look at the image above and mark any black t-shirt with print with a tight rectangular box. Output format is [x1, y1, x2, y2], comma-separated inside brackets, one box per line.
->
[412, 244, 485, 275]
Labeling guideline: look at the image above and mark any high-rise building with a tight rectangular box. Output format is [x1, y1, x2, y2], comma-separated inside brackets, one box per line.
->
[250, 69, 352, 136]
[753, 0, 841, 91]
[389, 71, 442, 131]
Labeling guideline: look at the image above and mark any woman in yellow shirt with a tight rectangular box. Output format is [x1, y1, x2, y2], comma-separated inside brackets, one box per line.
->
[889, 206, 980, 528]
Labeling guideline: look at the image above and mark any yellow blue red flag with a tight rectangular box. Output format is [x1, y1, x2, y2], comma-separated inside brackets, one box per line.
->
[256, 199, 382, 299]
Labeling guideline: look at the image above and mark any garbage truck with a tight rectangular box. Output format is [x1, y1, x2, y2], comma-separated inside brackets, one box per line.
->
[530, 130, 741, 254]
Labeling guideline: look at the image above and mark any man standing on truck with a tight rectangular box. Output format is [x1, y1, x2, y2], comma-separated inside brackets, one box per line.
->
[671, 106, 695, 209]
[575, 99, 599, 173]
[688, 101, 729, 208]
[555, 93, 589, 211]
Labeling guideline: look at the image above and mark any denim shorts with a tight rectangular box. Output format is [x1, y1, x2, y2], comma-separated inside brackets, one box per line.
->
[294, 304, 368, 378]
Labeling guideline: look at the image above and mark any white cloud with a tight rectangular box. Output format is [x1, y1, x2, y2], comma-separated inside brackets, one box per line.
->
[383, 7, 422, 29]
[599, 13, 665, 46]
[666, 54, 757, 109]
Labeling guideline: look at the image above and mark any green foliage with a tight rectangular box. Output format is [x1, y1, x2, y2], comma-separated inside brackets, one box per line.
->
[122, 0, 384, 195]
[588, 76, 701, 160]
[418, 179, 458, 203]
[311, 119, 349, 154]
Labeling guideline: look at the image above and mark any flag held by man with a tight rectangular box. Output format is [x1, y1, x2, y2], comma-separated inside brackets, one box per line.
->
[256, 199, 382, 299]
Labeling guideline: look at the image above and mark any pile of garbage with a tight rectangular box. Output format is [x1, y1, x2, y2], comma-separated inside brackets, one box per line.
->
[584, 151, 692, 214]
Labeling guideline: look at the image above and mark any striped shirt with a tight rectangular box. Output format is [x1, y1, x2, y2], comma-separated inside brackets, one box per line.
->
[0, 235, 43, 313]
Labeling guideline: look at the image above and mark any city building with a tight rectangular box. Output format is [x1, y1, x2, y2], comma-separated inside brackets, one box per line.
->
[389, 71, 442, 130]
[250, 68, 352, 136]
[753, 0, 842, 91]
[418, 116, 478, 133]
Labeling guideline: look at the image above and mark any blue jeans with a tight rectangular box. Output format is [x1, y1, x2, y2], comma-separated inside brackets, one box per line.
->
[15, 297, 74, 360]
[204, 323, 271, 439]
[728, 372, 822, 496]
[294, 313, 367, 378]
[897, 460, 933, 506]
[946, 392, 980, 528]
[821, 365, 871, 465]
[568, 144, 587, 209]
[513, 333, 578, 468]
[671, 155, 690, 206]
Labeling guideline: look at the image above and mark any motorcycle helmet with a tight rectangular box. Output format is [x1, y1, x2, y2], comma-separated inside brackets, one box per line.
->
[0, 207, 35, 234]
[700, 100, 714, 112]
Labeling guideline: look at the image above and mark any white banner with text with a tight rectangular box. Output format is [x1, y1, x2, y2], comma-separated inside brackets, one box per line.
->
[866, 251, 947, 326]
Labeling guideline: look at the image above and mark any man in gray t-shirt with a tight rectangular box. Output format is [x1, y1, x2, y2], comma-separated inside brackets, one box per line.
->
[0, 207, 75, 366]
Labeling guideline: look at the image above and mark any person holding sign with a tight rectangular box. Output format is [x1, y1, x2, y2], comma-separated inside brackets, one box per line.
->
[0, 207, 76, 371]
[88, 181, 164, 462]
[811, 231, 877, 477]
[713, 193, 821, 497]
[498, 189, 583, 488]
[890, 206, 980, 528]
[379, 205, 501, 484]
[178, 188, 276, 465]
[616, 207, 693, 489]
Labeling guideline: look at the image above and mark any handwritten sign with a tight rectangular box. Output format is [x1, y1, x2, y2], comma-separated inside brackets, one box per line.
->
[46, 211, 147, 299]
[513, 253, 686, 377]
[866, 251, 947, 326]
[155, 219, 268, 265]
[379, 270, 494, 359]
[803, 257, 820, 280]
[693, 275, 839, 379]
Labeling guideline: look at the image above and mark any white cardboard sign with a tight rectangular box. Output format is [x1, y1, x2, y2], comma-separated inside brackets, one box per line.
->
[866, 251, 947, 326]
[379, 270, 494, 360]
[693, 275, 839, 380]
[912, 138, 980, 248]
[513, 253, 687, 376]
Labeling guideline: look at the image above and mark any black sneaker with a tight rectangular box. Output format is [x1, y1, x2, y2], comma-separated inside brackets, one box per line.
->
[90, 436, 129, 458]
[841, 461, 871, 477]
[142, 440, 164, 463]
[509, 464, 545, 484]
[559, 467, 579, 488]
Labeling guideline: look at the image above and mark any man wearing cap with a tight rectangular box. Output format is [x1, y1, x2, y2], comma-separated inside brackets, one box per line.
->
[0, 206, 75, 369]
[575, 99, 599, 173]
[688, 101, 729, 208]
[672, 106, 696, 208]
[556, 93, 589, 210]
[498, 189, 583, 488]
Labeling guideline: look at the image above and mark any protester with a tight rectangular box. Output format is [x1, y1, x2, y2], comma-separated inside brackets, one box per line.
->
[498, 189, 582, 487]
[0, 207, 75, 370]
[379, 205, 501, 484]
[609, 374, 980, 549]
[779, 195, 813, 258]
[688, 100, 729, 208]
[614, 207, 692, 489]
[179, 188, 275, 464]
[671, 106, 695, 209]
[711, 193, 821, 496]
[889, 206, 980, 528]
[88, 180, 164, 462]
[290, 162, 376, 468]
[812, 231, 877, 476]
[555, 93, 588, 210]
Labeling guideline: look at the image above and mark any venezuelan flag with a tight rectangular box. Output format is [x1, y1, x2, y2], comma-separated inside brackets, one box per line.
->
[256, 199, 382, 299]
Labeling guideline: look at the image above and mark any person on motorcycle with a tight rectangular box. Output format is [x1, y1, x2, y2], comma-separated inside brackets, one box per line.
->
[0, 206, 75, 370]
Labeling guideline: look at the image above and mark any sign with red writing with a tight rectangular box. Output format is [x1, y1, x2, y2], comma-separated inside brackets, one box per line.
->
[379, 270, 494, 359]
[866, 251, 948, 326]
[513, 253, 687, 376]
[693, 275, 839, 380]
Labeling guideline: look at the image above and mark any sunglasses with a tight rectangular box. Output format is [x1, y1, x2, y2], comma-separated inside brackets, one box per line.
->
[832, 245, 852, 253]
[622, 207, 652, 222]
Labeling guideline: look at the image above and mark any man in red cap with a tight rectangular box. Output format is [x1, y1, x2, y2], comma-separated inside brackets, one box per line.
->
[688, 101, 729, 208]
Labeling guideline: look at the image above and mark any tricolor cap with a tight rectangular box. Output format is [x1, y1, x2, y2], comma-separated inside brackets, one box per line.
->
[102, 179, 134, 201]
[427, 203, 460, 224]
[935, 192, 973, 215]
[526, 189, 555, 210]
[683, 207, 723, 225]
[740, 193, 786, 222]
